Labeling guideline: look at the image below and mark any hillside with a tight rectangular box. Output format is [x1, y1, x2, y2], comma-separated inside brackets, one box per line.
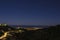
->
[0, 25, 60, 40]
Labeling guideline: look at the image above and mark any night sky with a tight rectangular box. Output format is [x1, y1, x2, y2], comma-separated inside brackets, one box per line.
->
[0, 0, 60, 25]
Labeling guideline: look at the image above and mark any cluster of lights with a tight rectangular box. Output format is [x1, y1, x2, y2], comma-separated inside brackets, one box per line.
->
[0, 24, 7, 26]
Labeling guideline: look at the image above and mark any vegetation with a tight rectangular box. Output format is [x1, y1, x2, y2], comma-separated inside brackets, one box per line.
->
[0, 24, 60, 40]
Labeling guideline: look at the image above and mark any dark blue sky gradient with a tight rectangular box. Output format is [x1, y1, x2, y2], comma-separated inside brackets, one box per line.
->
[0, 0, 60, 25]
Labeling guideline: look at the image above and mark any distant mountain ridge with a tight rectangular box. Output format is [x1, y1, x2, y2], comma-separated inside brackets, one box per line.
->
[1, 24, 58, 29]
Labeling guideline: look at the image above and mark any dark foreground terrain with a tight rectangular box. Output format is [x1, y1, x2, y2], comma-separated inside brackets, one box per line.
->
[0, 25, 60, 40]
